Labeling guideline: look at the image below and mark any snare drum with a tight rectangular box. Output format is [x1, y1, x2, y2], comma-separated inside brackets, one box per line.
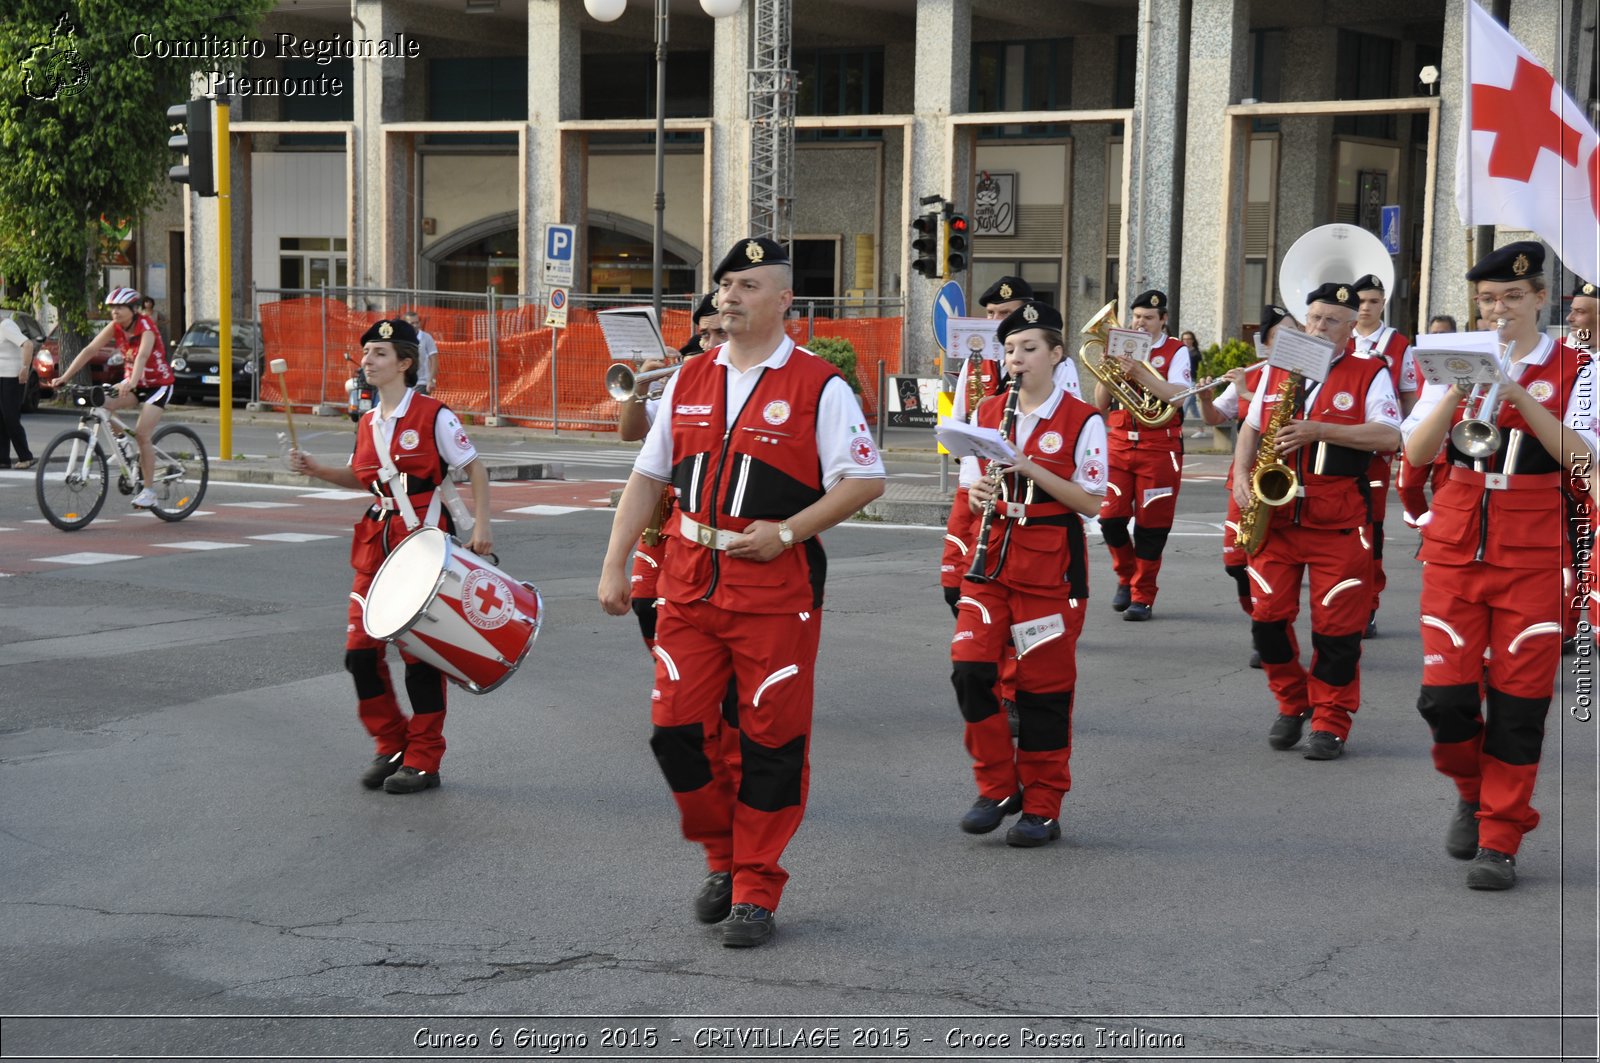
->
[362, 527, 542, 694]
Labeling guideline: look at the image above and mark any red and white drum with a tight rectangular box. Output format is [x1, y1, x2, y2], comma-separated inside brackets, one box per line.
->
[363, 527, 542, 694]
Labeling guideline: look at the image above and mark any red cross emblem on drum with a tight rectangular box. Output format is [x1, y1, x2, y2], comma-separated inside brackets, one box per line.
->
[763, 400, 791, 425]
[851, 436, 877, 466]
[399, 428, 421, 450]
[1332, 391, 1356, 412]
[461, 569, 516, 630]
[1038, 430, 1063, 454]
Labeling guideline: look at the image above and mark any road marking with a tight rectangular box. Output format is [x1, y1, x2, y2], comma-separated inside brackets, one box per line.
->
[249, 532, 339, 543]
[34, 552, 142, 565]
[26, 517, 121, 525]
[299, 489, 370, 500]
[219, 501, 301, 509]
[156, 540, 249, 550]
[505, 504, 594, 516]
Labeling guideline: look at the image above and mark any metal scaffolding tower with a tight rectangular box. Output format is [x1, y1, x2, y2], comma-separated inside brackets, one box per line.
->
[747, 0, 795, 247]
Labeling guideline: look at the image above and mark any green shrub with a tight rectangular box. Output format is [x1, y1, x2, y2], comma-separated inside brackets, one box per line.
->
[1198, 338, 1257, 380]
[808, 336, 864, 394]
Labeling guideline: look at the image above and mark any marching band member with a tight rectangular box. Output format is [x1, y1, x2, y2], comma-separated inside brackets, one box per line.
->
[1094, 289, 1193, 621]
[952, 300, 1107, 847]
[1405, 244, 1595, 889]
[289, 318, 494, 794]
[1233, 282, 1401, 760]
[598, 238, 885, 947]
[1348, 274, 1421, 638]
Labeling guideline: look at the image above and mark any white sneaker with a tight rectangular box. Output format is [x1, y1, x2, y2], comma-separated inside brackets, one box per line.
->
[131, 488, 157, 508]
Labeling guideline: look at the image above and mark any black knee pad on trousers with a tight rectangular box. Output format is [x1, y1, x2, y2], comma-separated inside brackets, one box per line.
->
[951, 661, 1001, 723]
[1482, 687, 1551, 765]
[1371, 521, 1385, 561]
[631, 597, 658, 643]
[1016, 689, 1073, 752]
[1417, 684, 1483, 743]
[404, 661, 447, 715]
[1310, 630, 1363, 688]
[650, 723, 713, 793]
[344, 648, 386, 700]
[1099, 517, 1131, 548]
[1224, 563, 1251, 600]
[1251, 620, 1295, 665]
[738, 731, 805, 812]
[943, 584, 961, 617]
[1132, 524, 1171, 560]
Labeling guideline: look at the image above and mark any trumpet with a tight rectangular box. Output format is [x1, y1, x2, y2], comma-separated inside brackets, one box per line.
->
[605, 361, 681, 402]
[1449, 318, 1515, 459]
[1078, 300, 1177, 428]
[1162, 361, 1269, 405]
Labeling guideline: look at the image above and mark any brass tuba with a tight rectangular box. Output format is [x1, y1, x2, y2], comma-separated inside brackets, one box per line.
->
[1078, 300, 1177, 428]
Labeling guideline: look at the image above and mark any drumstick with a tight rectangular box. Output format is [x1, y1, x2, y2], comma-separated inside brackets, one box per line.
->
[269, 358, 299, 450]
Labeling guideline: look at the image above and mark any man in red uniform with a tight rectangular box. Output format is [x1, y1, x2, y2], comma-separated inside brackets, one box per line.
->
[1233, 282, 1401, 759]
[1404, 242, 1595, 889]
[1093, 289, 1193, 620]
[1347, 274, 1420, 638]
[599, 238, 885, 948]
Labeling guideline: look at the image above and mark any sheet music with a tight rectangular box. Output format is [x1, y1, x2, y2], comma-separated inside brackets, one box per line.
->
[945, 317, 1003, 376]
[935, 418, 1018, 463]
[1267, 328, 1336, 382]
[597, 307, 671, 363]
[1106, 327, 1153, 363]
[1413, 349, 1505, 388]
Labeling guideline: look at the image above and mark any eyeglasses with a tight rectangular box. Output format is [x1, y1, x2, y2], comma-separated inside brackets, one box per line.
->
[1475, 289, 1531, 308]
[1303, 312, 1352, 328]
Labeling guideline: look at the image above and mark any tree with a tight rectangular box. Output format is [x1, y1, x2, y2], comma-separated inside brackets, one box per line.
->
[0, 1, 271, 340]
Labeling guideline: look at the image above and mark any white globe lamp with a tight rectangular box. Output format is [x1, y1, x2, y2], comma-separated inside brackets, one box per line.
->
[584, 0, 627, 22]
[699, 0, 742, 16]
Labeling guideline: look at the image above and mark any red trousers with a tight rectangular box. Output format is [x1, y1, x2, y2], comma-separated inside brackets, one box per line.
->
[1417, 563, 1561, 855]
[1100, 444, 1182, 606]
[650, 599, 821, 912]
[952, 583, 1084, 819]
[941, 489, 977, 589]
[1247, 523, 1371, 740]
[346, 570, 447, 773]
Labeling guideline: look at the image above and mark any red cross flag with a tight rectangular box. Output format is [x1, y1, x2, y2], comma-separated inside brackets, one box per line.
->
[1455, 1, 1599, 284]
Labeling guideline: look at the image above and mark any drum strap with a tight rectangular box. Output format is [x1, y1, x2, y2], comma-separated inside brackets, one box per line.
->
[370, 415, 423, 533]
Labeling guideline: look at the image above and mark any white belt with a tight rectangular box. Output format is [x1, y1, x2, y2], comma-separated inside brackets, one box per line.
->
[679, 515, 740, 551]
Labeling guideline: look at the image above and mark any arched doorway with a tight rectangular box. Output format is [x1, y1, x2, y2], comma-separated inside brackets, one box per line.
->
[422, 213, 519, 294]
[587, 210, 700, 295]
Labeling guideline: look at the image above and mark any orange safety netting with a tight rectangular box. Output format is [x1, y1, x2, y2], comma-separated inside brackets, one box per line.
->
[258, 298, 903, 430]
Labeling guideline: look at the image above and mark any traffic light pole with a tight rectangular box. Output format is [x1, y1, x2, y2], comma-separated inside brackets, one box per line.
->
[216, 103, 232, 462]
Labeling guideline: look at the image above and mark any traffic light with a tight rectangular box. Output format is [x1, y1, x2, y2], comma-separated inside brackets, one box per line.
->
[167, 98, 215, 197]
[911, 212, 941, 279]
[945, 213, 969, 276]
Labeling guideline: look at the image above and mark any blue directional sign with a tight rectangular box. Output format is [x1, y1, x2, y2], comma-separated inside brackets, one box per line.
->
[1380, 205, 1401, 255]
[932, 279, 967, 351]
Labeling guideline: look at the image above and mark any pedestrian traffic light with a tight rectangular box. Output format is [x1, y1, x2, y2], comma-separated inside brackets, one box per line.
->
[945, 213, 969, 276]
[167, 98, 215, 197]
[911, 212, 941, 279]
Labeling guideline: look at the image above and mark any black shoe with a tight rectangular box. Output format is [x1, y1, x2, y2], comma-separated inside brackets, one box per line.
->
[383, 765, 441, 793]
[1005, 813, 1061, 847]
[1364, 614, 1378, 639]
[1267, 711, 1308, 750]
[1004, 698, 1019, 738]
[1248, 648, 1263, 669]
[1303, 730, 1345, 760]
[361, 750, 404, 790]
[1466, 847, 1516, 890]
[1446, 800, 1481, 860]
[1122, 602, 1152, 621]
[959, 791, 1023, 834]
[720, 902, 775, 947]
[693, 871, 734, 924]
[1111, 583, 1131, 612]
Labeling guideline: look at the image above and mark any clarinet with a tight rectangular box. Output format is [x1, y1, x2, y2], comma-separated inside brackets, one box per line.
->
[965, 375, 1024, 584]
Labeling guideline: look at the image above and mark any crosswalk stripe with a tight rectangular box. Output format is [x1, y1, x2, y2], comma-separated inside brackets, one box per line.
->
[249, 532, 339, 543]
[156, 541, 249, 551]
[34, 552, 142, 565]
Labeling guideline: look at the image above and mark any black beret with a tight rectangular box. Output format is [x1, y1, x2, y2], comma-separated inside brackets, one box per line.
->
[678, 336, 704, 358]
[1466, 240, 1545, 283]
[996, 299, 1064, 344]
[1306, 282, 1359, 310]
[1351, 273, 1386, 294]
[1129, 289, 1168, 312]
[693, 290, 719, 322]
[977, 276, 1032, 306]
[360, 318, 419, 346]
[1575, 279, 1598, 299]
[712, 237, 789, 282]
[1261, 304, 1291, 335]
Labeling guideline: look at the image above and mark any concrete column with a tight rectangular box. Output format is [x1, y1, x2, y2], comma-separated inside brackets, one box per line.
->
[528, 0, 583, 294]
[708, 9, 756, 268]
[1124, 0, 1185, 304]
[1426, 0, 1471, 329]
[906, 0, 971, 375]
[1274, 26, 1338, 284]
[351, 0, 410, 292]
[1066, 34, 1117, 335]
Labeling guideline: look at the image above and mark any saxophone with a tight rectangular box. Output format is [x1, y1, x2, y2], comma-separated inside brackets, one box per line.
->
[966, 347, 986, 418]
[1236, 371, 1302, 556]
[640, 487, 674, 546]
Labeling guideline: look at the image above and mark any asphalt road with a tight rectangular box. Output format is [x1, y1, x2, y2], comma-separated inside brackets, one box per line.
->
[1, 407, 1595, 1062]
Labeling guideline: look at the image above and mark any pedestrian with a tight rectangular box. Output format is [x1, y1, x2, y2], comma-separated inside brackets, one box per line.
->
[951, 299, 1107, 847]
[1180, 329, 1206, 433]
[1427, 315, 1458, 334]
[0, 311, 37, 469]
[597, 237, 886, 948]
[288, 317, 494, 795]
[1405, 243, 1595, 890]
[403, 311, 439, 395]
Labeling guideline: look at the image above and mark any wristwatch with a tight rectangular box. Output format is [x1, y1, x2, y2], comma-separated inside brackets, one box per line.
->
[777, 520, 796, 548]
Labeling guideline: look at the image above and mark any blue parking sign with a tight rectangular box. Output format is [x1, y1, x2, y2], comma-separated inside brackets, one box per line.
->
[544, 224, 576, 286]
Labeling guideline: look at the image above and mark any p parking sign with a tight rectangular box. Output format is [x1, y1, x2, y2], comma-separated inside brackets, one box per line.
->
[544, 224, 576, 287]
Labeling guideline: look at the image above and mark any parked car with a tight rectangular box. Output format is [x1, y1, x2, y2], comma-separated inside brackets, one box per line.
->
[8, 311, 56, 412]
[169, 320, 265, 405]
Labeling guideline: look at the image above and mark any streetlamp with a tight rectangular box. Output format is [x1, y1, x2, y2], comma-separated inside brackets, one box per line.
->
[585, 0, 743, 317]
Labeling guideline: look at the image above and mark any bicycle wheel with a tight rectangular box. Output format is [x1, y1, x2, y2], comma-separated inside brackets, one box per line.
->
[148, 424, 209, 522]
[35, 429, 109, 531]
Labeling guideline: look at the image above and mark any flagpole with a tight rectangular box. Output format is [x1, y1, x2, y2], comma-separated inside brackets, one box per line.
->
[1462, 0, 1476, 325]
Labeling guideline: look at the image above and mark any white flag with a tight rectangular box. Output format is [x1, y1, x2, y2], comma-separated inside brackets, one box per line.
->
[1455, 1, 1600, 285]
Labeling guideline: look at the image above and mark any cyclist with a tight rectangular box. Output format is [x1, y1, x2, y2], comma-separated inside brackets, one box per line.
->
[57, 287, 175, 508]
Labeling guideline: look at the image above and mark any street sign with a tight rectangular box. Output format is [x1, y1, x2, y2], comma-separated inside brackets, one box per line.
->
[1380, 205, 1401, 255]
[932, 279, 966, 351]
[544, 223, 576, 287]
[545, 286, 569, 329]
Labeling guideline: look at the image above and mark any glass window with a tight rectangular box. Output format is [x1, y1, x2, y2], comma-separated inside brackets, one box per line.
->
[794, 48, 884, 140]
[1334, 31, 1397, 140]
[278, 58, 353, 146]
[581, 51, 712, 120]
[970, 38, 1072, 137]
[427, 57, 528, 145]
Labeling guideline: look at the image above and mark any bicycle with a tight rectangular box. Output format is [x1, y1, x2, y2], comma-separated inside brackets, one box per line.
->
[33, 384, 209, 531]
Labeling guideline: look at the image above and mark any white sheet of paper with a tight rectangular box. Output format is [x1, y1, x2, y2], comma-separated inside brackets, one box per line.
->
[1267, 328, 1336, 382]
[1413, 349, 1506, 388]
[1107, 327, 1153, 363]
[935, 418, 1018, 463]
[597, 307, 670, 363]
[946, 317, 1003, 375]
[1415, 330, 1499, 354]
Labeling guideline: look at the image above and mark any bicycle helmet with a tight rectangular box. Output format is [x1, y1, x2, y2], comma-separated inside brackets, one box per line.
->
[104, 287, 141, 307]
